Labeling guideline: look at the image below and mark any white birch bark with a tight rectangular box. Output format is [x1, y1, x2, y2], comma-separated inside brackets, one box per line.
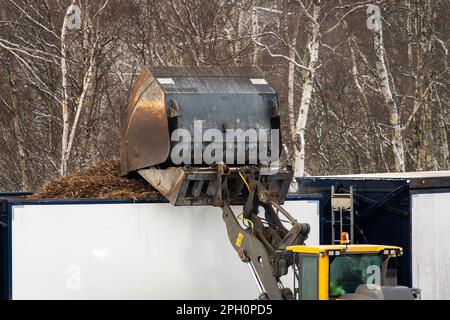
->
[235, 6, 247, 65]
[287, 9, 304, 141]
[60, 1, 96, 175]
[59, 0, 76, 175]
[372, 12, 405, 172]
[251, 3, 261, 65]
[287, 48, 296, 138]
[293, 1, 320, 179]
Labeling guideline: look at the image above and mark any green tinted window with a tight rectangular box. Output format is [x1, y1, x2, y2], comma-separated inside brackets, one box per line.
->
[299, 255, 318, 300]
[329, 254, 382, 297]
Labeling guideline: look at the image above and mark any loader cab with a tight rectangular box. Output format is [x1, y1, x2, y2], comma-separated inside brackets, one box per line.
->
[287, 245, 403, 300]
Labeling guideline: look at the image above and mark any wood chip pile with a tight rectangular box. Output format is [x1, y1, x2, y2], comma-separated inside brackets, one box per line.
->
[33, 161, 162, 201]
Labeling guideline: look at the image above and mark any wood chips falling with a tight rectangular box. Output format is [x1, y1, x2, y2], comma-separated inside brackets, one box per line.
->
[33, 160, 163, 201]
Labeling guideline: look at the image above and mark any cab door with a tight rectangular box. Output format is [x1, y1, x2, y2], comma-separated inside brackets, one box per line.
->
[296, 254, 319, 300]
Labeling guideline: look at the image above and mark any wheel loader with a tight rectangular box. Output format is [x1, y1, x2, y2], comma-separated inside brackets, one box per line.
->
[121, 66, 419, 300]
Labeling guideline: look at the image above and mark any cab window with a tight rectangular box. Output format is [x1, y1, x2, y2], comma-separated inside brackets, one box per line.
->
[329, 254, 382, 297]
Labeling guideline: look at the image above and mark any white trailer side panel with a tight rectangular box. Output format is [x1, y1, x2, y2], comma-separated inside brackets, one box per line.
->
[283, 200, 320, 246]
[412, 192, 450, 300]
[11, 200, 319, 300]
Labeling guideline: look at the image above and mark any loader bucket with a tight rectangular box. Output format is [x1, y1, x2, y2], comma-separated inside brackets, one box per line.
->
[121, 66, 291, 206]
[121, 68, 171, 174]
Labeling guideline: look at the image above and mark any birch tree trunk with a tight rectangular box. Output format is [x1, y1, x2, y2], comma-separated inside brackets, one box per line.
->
[287, 48, 296, 143]
[59, 1, 75, 175]
[372, 11, 406, 172]
[293, 1, 320, 179]
[234, 7, 246, 65]
[60, 1, 96, 175]
[286, 31, 301, 141]
[283, 0, 300, 138]
[251, 3, 261, 65]
[415, 0, 435, 170]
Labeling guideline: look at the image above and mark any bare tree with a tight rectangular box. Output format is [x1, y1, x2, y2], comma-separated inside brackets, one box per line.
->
[293, 0, 320, 179]
[371, 5, 405, 172]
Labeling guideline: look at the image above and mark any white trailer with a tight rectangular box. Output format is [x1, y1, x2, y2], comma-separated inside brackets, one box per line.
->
[411, 191, 450, 299]
[0, 197, 320, 300]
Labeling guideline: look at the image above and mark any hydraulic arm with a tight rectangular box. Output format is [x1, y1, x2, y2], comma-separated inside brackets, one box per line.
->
[217, 164, 310, 300]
